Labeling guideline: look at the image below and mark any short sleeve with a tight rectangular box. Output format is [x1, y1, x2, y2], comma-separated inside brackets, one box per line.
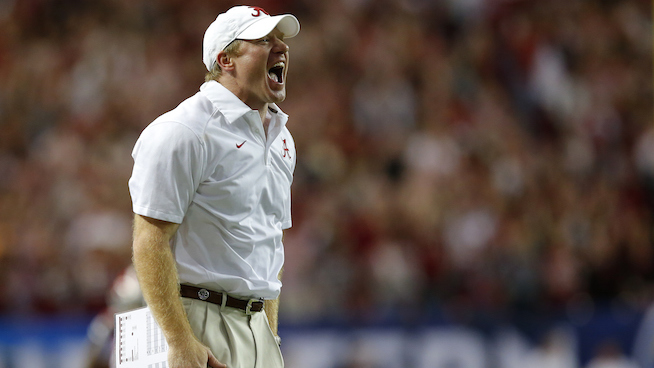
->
[128, 121, 206, 224]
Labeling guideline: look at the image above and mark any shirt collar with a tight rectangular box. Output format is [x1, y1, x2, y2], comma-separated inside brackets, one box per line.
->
[199, 80, 288, 125]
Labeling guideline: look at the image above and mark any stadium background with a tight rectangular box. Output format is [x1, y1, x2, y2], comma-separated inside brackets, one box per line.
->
[0, 0, 652, 367]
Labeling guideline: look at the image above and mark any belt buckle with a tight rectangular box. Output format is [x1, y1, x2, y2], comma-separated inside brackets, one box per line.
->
[245, 299, 256, 315]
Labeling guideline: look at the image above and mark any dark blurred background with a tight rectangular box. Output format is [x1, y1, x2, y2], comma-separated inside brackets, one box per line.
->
[0, 0, 652, 367]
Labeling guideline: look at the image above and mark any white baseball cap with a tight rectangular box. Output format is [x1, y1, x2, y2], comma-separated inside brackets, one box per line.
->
[202, 6, 300, 71]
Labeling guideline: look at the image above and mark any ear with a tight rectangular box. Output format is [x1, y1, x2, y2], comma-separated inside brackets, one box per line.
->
[216, 51, 235, 72]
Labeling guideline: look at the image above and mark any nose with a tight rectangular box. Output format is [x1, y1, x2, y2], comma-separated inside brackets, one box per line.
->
[273, 36, 289, 53]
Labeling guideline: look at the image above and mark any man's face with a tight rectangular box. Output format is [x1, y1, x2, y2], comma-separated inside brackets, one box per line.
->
[232, 29, 290, 110]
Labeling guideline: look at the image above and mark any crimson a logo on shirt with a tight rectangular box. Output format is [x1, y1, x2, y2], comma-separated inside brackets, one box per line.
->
[249, 6, 269, 17]
[282, 139, 291, 159]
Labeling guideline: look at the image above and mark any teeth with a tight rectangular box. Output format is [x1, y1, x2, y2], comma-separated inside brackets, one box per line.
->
[268, 62, 284, 83]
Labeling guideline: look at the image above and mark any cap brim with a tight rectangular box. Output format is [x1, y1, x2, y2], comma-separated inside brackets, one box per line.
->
[237, 14, 300, 40]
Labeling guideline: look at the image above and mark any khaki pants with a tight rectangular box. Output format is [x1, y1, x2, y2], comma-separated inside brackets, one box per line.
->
[181, 297, 284, 368]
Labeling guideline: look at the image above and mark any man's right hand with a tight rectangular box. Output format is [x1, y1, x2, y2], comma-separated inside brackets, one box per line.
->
[168, 338, 226, 368]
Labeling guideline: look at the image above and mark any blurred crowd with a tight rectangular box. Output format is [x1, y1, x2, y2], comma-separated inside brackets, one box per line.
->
[0, 0, 651, 337]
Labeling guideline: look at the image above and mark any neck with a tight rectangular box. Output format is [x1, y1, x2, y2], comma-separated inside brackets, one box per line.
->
[216, 78, 271, 136]
[258, 104, 269, 123]
[261, 107, 270, 139]
[217, 78, 269, 124]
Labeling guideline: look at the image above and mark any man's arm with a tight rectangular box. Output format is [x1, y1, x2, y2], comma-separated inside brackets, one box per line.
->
[264, 297, 280, 336]
[132, 214, 225, 368]
[264, 268, 283, 338]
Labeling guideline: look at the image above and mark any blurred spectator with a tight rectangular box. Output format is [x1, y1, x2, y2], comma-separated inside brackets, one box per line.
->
[522, 327, 579, 368]
[586, 340, 640, 368]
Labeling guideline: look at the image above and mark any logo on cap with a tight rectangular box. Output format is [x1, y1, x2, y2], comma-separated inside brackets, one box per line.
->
[249, 6, 269, 17]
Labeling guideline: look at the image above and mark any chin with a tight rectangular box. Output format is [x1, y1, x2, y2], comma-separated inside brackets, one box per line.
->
[269, 90, 286, 104]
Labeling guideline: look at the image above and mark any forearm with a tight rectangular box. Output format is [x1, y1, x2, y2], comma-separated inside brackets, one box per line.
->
[132, 215, 195, 348]
[264, 267, 283, 336]
[264, 297, 280, 335]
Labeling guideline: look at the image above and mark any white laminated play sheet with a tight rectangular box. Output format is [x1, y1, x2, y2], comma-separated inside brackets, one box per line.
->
[115, 306, 169, 368]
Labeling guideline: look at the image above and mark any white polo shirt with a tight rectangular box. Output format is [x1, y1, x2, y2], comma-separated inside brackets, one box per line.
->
[129, 80, 295, 300]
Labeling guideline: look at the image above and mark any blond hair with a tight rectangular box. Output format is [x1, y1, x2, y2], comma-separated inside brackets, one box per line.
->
[205, 40, 244, 82]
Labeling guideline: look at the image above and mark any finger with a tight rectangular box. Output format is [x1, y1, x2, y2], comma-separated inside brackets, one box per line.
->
[207, 351, 227, 368]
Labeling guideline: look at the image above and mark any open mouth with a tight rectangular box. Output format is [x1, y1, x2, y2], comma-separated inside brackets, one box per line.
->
[268, 62, 284, 84]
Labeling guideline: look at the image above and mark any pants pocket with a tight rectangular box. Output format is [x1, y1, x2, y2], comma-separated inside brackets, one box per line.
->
[181, 297, 207, 341]
[258, 310, 285, 368]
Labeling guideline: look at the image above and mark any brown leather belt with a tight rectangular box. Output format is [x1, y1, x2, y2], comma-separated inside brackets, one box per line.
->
[180, 285, 264, 315]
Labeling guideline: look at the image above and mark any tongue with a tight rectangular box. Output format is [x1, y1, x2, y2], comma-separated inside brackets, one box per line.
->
[268, 71, 279, 83]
